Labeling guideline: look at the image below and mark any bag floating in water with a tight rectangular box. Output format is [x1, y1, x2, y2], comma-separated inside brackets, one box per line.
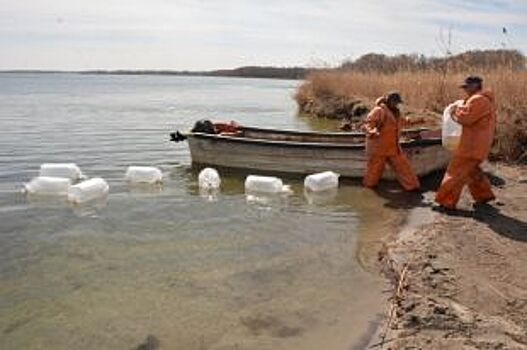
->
[24, 176, 72, 196]
[68, 178, 109, 204]
[304, 171, 340, 192]
[39, 163, 83, 181]
[125, 166, 163, 184]
[245, 175, 285, 194]
[198, 168, 221, 189]
[442, 100, 464, 151]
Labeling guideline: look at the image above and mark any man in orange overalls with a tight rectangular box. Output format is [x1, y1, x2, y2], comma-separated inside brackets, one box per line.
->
[362, 92, 420, 191]
[435, 76, 496, 210]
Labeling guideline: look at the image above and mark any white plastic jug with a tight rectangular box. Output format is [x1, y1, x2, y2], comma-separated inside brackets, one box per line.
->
[198, 168, 221, 189]
[68, 178, 109, 204]
[304, 171, 340, 192]
[125, 166, 163, 184]
[245, 175, 284, 194]
[39, 163, 83, 181]
[24, 176, 72, 196]
[442, 100, 464, 151]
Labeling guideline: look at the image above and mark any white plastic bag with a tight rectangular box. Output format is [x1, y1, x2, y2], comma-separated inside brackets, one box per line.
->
[68, 178, 109, 204]
[304, 171, 340, 192]
[245, 175, 284, 194]
[198, 168, 221, 189]
[24, 176, 71, 196]
[39, 163, 83, 181]
[125, 166, 163, 184]
[442, 100, 464, 151]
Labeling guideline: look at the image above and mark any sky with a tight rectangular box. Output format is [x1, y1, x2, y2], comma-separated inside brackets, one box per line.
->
[0, 0, 526, 70]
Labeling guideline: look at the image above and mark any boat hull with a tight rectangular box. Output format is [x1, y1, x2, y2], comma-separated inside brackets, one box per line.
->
[186, 132, 450, 179]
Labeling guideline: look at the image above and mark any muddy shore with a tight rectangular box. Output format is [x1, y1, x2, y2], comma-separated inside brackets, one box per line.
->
[377, 163, 527, 349]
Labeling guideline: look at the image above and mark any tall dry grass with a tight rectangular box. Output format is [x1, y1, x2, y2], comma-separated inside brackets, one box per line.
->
[296, 69, 527, 162]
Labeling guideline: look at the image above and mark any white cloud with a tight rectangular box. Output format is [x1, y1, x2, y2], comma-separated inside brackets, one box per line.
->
[0, 0, 525, 69]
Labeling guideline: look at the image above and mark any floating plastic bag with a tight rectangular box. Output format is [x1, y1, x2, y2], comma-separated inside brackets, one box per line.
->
[442, 100, 464, 151]
[24, 176, 71, 196]
[245, 175, 284, 194]
[304, 171, 340, 192]
[198, 168, 221, 189]
[68, 178, 109, 204]
[39, 163, 83, 181]
[125, 166, 163, 184]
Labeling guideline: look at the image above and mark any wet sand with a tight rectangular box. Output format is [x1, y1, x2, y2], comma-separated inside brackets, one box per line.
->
[378, 163, 527, 349]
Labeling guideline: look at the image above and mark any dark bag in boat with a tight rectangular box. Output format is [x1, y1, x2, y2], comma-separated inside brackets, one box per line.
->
[191, 119, 216, 134]
[170, 119, 216, 143]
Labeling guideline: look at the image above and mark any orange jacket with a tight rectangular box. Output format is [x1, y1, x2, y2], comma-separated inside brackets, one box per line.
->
[363, 98, 409, 156]
[454, 90, 496, 160]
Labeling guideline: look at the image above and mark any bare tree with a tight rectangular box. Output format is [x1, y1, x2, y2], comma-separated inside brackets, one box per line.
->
[435, 26, 454, 107]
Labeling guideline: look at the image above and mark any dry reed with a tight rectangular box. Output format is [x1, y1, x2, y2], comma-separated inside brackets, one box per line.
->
[295, 68, 527, 162]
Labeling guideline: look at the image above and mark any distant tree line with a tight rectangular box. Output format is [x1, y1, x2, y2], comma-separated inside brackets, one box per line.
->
[82, 66, 308, 80]
[4, 49, 523, 79]
[340, 49, 525, 73]
[82, 50, 525, 78]
[207, 66, 307, 79]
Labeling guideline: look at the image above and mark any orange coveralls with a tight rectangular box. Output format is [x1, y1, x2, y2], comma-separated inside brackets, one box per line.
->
[362, 101, 420, 191]
[435, 90, 496, 208]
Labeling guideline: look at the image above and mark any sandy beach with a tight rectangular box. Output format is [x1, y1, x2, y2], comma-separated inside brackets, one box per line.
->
[378, 163, 527, 349]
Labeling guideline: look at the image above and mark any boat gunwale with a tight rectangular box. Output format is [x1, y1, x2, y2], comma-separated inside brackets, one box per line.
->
[239, 125, 430, 137]
[188, 132, 442, 150]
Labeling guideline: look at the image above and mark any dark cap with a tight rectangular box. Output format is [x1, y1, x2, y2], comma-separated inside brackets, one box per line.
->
[460, 75, 483, 88]
[386, 91, 403, 104]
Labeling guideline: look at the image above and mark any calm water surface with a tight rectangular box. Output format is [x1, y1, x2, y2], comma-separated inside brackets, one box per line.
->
[0, 74, 399, 350]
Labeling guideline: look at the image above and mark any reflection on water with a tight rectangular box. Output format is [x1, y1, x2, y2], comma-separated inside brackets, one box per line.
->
[127, 183, 164, 195]
[25, 192, 109, 218]
[70, 197, 109, 218]
[304, 188, 338, 205]
[0, 74, 397, 350]
[296, 113, 342, 132]
[198, 187, 221, 202]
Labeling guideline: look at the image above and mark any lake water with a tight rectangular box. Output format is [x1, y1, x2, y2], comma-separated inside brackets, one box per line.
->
[0, 74, 400, 350]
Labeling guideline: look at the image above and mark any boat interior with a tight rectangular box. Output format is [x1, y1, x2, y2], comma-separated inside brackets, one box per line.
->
[237, 126, 436, 144]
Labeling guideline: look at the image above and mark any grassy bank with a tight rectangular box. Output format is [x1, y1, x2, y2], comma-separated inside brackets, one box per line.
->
[295, 51, 527, 162]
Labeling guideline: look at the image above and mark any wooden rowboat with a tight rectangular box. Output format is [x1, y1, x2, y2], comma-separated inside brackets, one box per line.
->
[172, 126, 450, 179]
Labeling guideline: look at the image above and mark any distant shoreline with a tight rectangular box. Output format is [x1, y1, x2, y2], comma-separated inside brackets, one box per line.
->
[0, 66, 309, 80]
